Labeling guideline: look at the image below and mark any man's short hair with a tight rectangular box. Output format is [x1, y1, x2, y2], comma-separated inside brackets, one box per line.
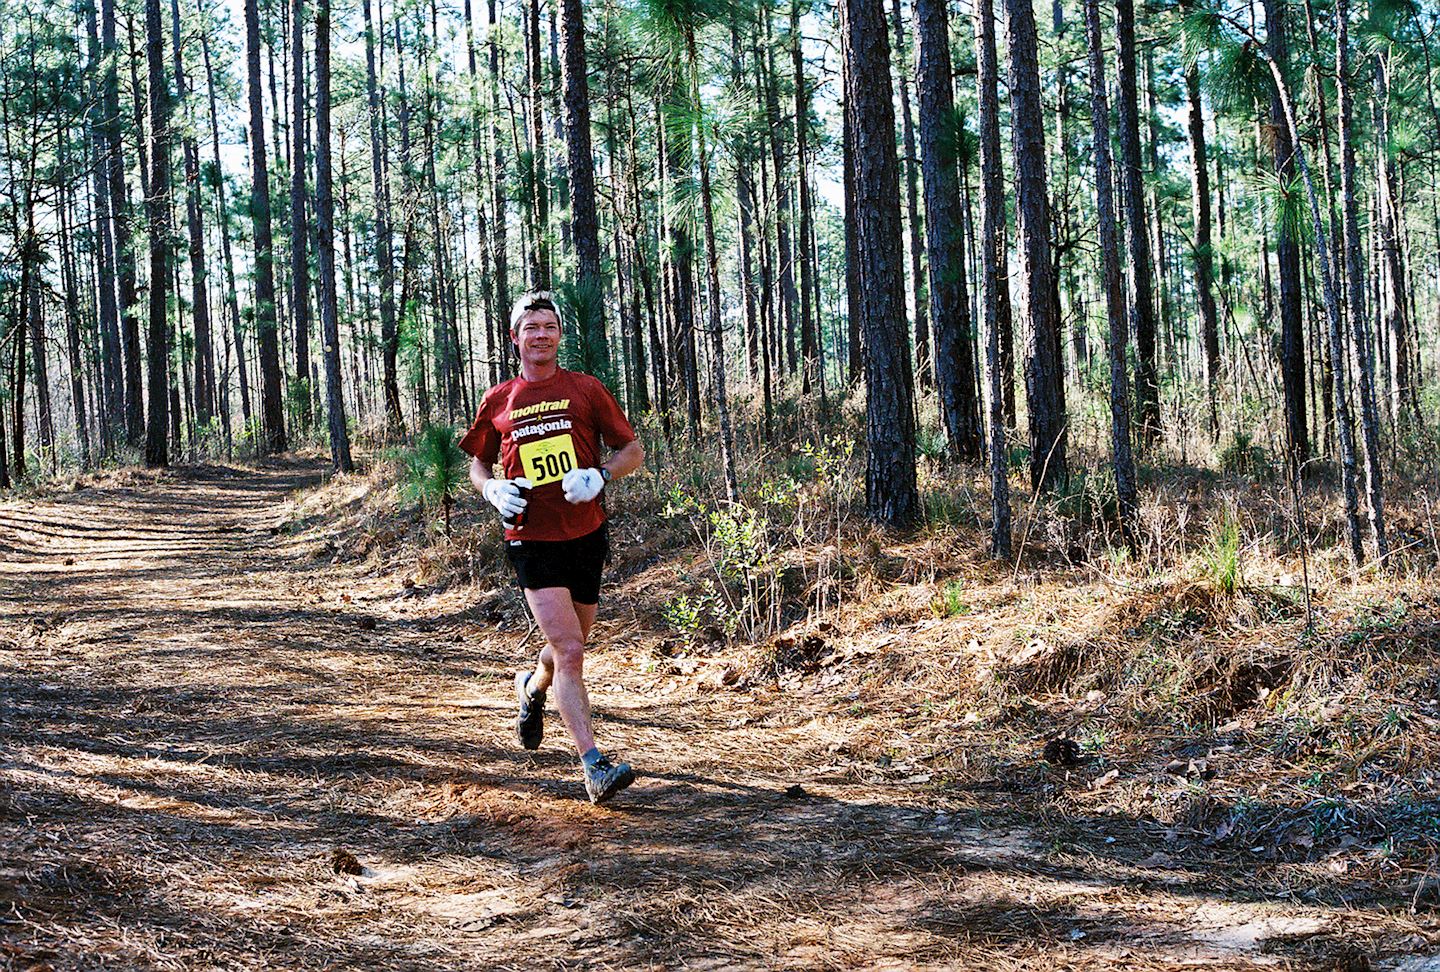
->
[509, 290, 561, 332]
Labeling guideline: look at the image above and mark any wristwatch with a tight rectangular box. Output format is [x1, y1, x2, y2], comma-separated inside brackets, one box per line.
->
[600, 467, 613, 484]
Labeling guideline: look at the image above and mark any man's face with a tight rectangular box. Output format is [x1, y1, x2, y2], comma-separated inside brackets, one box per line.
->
[512, 309, 561, 366]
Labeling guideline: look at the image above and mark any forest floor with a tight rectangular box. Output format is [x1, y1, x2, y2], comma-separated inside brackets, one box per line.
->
[3, 457, 1440, 970]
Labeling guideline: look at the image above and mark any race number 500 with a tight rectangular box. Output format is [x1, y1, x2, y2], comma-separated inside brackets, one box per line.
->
[518, 434, 578, 487]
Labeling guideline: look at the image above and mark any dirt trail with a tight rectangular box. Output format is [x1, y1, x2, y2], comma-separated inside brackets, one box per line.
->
[1, 462, 1434, 970]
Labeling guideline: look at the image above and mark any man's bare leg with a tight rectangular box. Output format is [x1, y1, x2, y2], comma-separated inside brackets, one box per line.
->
[527, 600, 596, 698]
[523, 587, 596, 755]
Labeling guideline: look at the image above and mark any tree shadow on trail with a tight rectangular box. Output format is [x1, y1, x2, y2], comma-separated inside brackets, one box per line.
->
[2, 461, 1434, 970]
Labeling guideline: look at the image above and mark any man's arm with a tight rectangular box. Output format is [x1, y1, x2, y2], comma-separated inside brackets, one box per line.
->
[601, 440, 645, 481]
[469, 456, 495, 494]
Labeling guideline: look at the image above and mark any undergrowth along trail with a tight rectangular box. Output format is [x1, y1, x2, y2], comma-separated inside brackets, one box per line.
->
[1, 460, 1437, 970]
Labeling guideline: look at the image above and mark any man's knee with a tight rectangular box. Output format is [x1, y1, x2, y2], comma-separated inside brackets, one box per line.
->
[549, 637, 585, 671]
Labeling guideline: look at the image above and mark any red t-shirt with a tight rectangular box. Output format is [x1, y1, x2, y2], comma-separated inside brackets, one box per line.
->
[458, 368, 636, 541]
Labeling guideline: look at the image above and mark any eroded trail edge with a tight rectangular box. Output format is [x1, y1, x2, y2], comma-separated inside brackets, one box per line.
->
[1, 464, 1433, 970]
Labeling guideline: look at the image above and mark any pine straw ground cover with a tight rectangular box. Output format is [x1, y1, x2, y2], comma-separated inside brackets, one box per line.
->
[1, 449, 1439, 969]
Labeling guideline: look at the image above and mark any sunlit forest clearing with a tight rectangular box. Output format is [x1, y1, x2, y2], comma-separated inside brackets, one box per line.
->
[3, 0, 1440, 964]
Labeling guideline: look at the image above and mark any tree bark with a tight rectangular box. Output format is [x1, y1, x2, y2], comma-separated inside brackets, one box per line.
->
[199, 9, 251, 426]
[1264, 0, 1308, 468]
[526, 0, 550, 287]
[974, 0, 1011, 556]
[314, 0, 352, 472]
[559, 0, 609, 372]
[86, 0, 124, 447]
[1083, 0, 1138, 548]
[143, 0, 172, 467]
[102, 0, 144, 445]
[246, 0, 289, 452]
[361, 0, 402, 432]
[1185, 46, 1220, 443]
[762, 4, 798, 376]
[488, 0, 511, 376]
[915, 0, 980, 461]
[1006, 0, 1066, 491]
[687, 27, 739, 501]
[841, 0, 918, 529]
[289, 0, 312, 427]
[890, 0, 929, 390]
[793, 2, 819, 396]
[170, 0, 215, 435]
[1337, 0, 1388, 561]
[1115, 0, 1160, 445]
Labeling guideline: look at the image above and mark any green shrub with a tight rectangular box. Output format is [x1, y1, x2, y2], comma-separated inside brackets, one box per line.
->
[1203, 508, 1242, 595]
[1218, 432, 1269, 479]
[399, 423, 469, 537]
[1055, 468, 1120, 527]
[930, 578, 969, 618]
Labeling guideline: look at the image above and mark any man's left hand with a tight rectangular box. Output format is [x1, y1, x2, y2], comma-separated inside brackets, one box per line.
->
[562, 467, 605, 504]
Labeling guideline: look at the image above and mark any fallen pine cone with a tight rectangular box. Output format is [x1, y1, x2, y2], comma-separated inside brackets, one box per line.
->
[330, 849, 363, 875]
[1043, 737, 1083, 767]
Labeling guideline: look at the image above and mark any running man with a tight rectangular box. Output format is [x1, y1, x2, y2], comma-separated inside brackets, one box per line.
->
[459, 290, 645, 804]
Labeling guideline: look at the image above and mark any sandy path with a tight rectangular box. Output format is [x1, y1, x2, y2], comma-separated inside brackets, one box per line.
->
[1, 462, 1434, 970]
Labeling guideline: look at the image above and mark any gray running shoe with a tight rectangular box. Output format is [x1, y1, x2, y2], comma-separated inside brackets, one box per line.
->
[515, 671, 544, 750]
[584, 756, 635, 805]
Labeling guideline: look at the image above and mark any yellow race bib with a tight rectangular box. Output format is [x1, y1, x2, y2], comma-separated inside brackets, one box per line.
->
[518, 434, 578, 487]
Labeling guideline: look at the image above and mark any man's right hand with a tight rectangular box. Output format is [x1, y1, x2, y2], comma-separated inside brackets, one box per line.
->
[482, 477, 533, 518]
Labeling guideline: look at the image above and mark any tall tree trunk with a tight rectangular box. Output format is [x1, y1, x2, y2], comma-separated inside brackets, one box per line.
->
[199, 9, 250, 426]
[488, 0, 511, 370]
[1264, 0, 1308, 468]
[1083, 0, 1138, 547]
[86, 0, 124, 447]
[974, 0, 1010, 556]
[246, 0, 288, 452]
[170, 0, 215, 435]
[23, 209, 56, 465]
[661, 84, 701, 434]
[421, 0, 460, 420]
[14, 250, 29, 478]
[314, 0, 352, 472]
[362, 0, 402, 432]
[1006, 0, 1066, 490]
[461, 0, 495, 393]
[144, 0, 172, 467]
[559, 0, 608, 373]
[729, 18, 761, 389]
[1115, 0, 1160, 445]
[684, 26, 740, 500]
[916, 0, 979, 460]
[289, 0, 312, 427]
[1230, 8, 1362, 560]
[890, 0, 929, 389]
[793, 2, 819, 397]
[842, 0, 918, 528]
[103, 0, 143, 445]
[841, 55, 861, 388]
[526, 0, 550, 287]
[762, 3, 798, 377]
[57, 134, 92, 467]
[1185, 42, 1220, 443]
[1338, 0, 1387, 561]
[1374, 53, 1414, 429]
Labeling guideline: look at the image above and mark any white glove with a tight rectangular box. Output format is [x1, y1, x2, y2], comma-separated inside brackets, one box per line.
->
[562, 467, 605, 504]
[482, 477, 533, 518]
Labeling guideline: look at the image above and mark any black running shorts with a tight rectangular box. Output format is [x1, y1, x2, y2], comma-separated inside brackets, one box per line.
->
[504, 524, 610, 605]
